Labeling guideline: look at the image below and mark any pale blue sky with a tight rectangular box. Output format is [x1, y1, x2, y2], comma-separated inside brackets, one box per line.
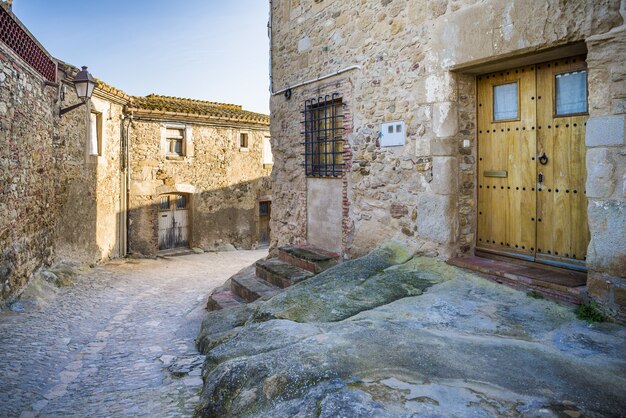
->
[13, 0, 270, 114]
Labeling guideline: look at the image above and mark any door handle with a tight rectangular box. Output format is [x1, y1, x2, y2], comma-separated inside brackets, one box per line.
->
[538, 151, 548, 165]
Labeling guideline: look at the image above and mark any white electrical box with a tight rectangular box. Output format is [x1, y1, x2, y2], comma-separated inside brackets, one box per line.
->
[380, 121, 405, 147]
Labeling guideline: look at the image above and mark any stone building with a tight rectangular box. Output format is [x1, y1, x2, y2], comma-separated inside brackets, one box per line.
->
[126, 95, 272, 256]
[268, 0, 626, 318]
[0, 2, 271, 302]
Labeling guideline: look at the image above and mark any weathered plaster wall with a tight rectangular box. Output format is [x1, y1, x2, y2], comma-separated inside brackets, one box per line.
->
[54, 92, 124, 264]
[270, 0, 625, 315]
[0, 42, 57, 300]
[307, 178, 342, 253]
[129, 119, 271, 255]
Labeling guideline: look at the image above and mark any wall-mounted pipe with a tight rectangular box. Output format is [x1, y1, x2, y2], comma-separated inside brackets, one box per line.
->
[271, 65, 362, 96]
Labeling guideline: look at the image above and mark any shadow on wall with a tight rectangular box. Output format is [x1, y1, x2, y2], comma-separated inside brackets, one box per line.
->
[53, 96, 124, 267]
[128, 176, 272, 257]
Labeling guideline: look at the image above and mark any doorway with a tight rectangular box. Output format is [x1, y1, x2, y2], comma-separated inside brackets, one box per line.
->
[158, 193, 190, 250]
[259, 201, 271, 245]
[476, 56, 589, 271]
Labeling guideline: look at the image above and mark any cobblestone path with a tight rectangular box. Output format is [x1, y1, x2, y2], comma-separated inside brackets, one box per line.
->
[0, 250, 267, 418]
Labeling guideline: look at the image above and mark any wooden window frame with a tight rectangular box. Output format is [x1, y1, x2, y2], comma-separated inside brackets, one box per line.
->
[239, 132, 249, 150]
[491, 80, 521, 123]
[552, 66, 589, 118]
[89, 111, 103, 156]
[165, 127, 185, 157]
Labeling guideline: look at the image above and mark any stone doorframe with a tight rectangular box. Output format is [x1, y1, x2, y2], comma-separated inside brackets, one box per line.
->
[155, 183, 196, 250]
[451, 40, 626, 319]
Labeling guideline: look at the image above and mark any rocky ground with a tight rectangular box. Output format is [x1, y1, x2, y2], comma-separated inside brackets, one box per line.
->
[196, 243, 626, 418]
[0, 249, 267, 418]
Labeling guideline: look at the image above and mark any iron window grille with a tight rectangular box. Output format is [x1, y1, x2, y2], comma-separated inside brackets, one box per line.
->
[302, 94, 344, 177]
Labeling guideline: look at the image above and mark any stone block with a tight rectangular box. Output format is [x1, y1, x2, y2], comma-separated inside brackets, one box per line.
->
[585, 148, 616, 198]
[430, 137, 456, 156]
[587, 200, 626, 277]
[587, 275, 611, 301]
[416, 193, 457, 244]
[431, 156, 458, 195]
[432, 102, 458, 138]
[585, 116, 625, 147]
[298, 36, 311, 52]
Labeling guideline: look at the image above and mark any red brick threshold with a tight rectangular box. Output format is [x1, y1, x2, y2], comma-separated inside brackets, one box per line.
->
[447, 256, 587, 305]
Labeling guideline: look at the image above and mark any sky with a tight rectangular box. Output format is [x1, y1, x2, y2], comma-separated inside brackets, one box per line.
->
[13, 0, 271, 114]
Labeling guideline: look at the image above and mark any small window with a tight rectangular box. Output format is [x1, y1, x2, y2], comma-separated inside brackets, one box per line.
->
[166, 128, 184, 156]
[493, 82, 519, 121]
[303, 94, 344, 177]
[240, 133, 249, 148]
[89, 112, 102, 156]
[159, 196, 170, 211]
[165, 128, 185, 155]
[555, 70, 587, 116]
[176, 194, 187, 209]
[259, 201, 270, 216]
[262, 136, 273, 165]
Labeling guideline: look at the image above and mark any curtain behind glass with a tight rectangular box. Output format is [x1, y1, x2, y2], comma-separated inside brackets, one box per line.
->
[493, 82, 518, 121]
[556, 70, 587, 115]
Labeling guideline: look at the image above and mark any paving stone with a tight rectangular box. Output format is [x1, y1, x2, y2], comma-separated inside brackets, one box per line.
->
[0, 249, 267, 417]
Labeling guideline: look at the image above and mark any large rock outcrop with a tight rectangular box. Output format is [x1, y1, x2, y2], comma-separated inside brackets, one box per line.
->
[195, 243, 626, 417]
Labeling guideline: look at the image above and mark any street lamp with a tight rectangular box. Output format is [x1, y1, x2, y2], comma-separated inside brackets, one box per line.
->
[60, 66, 97, 116]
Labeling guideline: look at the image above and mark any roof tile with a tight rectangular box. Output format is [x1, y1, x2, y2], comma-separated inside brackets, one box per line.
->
[129, 94, 269, 124]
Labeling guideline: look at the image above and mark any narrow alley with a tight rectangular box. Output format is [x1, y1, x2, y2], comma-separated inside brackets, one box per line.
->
[0, 250, 267, 418]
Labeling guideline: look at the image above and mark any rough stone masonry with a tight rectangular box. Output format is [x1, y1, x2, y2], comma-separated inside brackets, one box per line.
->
[268, 0, 626, 319]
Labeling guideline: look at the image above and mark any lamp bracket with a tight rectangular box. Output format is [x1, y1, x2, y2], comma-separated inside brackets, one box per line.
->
[60, 102, 86, 116]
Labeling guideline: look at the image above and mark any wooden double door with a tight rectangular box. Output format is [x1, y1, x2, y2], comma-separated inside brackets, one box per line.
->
[158, 193, 190, 250]
[476, 56, 589, 271]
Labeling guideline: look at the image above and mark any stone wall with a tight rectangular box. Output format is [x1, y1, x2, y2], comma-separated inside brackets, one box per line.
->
[0, 41, 57, 300]
[270, 0, 626, 315]
[585, 25, 626, 320]
[128, 118, 271, 256]
[54, 86, 125, 265]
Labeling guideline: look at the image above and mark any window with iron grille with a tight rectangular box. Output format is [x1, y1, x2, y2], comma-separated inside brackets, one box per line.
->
[303, 94, 344, 177]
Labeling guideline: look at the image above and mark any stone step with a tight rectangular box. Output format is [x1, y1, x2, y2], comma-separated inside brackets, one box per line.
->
[447, 256, 586, 305]
[230, 266, 280, 302]
[278, 245, 340, 273]
[255, 258, 314, 289]
[206, 290, 246, 311]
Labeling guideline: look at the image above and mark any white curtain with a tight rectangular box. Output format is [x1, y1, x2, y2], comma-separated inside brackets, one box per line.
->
[89, 112, 99, 155]
[556, 70, 587, 115]
[493, 82, 518, 121]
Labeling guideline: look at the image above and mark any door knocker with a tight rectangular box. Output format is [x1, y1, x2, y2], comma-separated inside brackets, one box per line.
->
[538, 151, 548, 165]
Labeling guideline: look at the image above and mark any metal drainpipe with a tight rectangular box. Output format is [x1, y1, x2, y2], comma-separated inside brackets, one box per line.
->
[268, 0, 274, 94]
[120, 111, 132, 256]
[125, 112, 132, 256]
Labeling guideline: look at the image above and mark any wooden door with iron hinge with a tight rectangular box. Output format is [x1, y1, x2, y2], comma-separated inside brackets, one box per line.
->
[476, 56, 589, 271]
